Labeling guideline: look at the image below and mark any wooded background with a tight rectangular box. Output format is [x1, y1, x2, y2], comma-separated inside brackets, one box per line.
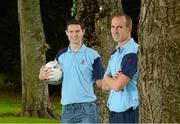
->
[0, 0, 179, 123]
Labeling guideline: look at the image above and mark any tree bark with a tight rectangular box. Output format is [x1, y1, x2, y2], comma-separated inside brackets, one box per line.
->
[138, 0, 180, 122]
[17, 0, 58, 118]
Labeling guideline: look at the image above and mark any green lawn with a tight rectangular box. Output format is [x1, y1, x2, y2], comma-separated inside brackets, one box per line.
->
[0, 117, 59, 123]
[0, 98, 61, 123]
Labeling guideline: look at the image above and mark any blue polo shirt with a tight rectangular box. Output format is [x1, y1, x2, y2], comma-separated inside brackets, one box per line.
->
[55, 44, 104, 105]
[105, 38, 138, 112]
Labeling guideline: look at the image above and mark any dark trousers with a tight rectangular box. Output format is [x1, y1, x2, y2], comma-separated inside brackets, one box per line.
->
[109, 107, 139, 123]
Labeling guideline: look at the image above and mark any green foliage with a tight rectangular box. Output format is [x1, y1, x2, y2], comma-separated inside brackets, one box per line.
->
[0, 73, 7, 86]
[0, 73, 19, 87]
[71, 0, 77, 17]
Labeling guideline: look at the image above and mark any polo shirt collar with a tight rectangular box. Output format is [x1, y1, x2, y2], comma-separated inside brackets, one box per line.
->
[115, 38, 134, 52]
[67, 44, 86, 53]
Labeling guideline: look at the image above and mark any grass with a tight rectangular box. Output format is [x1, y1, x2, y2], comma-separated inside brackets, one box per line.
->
[0, 98, 61, 123]
[0, 117, 59, 123]
[0, 99, 21, 114]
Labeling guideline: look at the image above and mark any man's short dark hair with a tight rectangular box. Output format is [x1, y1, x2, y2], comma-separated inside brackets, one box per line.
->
[66, 19, 84, 30]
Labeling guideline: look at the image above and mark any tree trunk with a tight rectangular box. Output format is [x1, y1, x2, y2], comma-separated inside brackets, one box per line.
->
[94, 1, 123, 123]
[17, 0, 58, 118]
[138, 0, 180, 122]
[76, 0, 123, 122]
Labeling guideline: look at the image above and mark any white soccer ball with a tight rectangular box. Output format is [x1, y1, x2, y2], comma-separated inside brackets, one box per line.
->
[45, 60, 63, 84]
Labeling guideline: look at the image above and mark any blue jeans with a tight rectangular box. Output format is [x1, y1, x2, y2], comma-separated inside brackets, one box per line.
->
[60, 101, 99, 123]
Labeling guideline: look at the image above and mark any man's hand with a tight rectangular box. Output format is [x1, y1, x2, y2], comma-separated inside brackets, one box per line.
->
[101, 75, 111, 90]
[101, 71, 129, 92]
[95, 79, 102, 88]
[38, 66, 54, 80]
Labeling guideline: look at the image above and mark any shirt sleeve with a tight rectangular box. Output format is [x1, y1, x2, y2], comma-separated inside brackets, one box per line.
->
[121, 53, 137, 79]
[92, 57, 105, 80]
[55, 48, 68, 61]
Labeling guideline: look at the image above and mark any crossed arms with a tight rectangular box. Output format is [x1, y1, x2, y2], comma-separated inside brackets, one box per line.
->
[96, 71, 130, 92]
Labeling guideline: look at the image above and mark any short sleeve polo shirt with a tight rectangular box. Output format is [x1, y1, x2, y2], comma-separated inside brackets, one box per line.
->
[55, 44, 104, 105]
[105, 38, 139, 112]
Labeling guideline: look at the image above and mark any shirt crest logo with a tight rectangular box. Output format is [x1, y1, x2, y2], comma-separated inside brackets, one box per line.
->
[80, 59, 85, 64]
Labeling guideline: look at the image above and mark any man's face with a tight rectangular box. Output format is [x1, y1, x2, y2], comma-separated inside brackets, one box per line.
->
[111, 16, 131, 43]
[66, 24, 84, 44]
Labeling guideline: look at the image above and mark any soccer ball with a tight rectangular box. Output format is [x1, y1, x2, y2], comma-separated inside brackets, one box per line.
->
[45, 60, 63, 84]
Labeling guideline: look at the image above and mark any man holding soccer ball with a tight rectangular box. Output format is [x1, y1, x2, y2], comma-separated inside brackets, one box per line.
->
[39, 19, 104, 123]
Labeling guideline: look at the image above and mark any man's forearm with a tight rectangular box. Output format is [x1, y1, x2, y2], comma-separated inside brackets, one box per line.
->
[101, 75, 112, 90]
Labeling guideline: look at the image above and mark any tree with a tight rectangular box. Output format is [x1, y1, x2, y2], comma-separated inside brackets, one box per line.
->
[17, 0, 57, 118]
[76, 0, 123, 122]
[138, 0, 180, 122]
